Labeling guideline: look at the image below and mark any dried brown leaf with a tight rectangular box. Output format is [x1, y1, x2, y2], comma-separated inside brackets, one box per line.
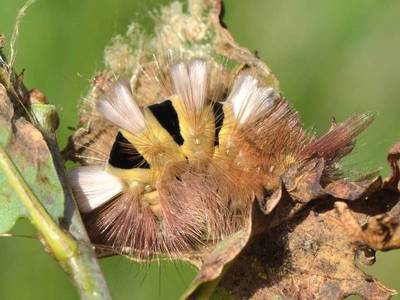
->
[220, 207, 396, 300]
[257, 180, 285, 215]
[336, 201, 400, 251]
[183, 222, 252, 299]
[282, 158, 326, 203]
[384, 141, 400, 191]
[325, 177, 382, 201]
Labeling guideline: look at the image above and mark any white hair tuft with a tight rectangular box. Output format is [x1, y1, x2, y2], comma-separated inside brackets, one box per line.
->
[170, 59, 208, 114]
[228, 75, 279, 124]
[96, 81, 146, 135]
[68, 165, 125, 213]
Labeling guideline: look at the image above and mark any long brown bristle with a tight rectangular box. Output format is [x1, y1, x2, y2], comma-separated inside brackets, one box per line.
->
[299, 113, 374, 163]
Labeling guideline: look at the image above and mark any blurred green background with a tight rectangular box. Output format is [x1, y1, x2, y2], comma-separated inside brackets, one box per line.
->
[0, 0, 399, 299]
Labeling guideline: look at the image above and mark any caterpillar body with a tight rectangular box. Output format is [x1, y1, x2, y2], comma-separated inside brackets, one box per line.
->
[68, 56, 372, 259]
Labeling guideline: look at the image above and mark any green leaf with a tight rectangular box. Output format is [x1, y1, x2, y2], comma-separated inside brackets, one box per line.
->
[0, 77, 64, 233]
[0, 60, 111, 299]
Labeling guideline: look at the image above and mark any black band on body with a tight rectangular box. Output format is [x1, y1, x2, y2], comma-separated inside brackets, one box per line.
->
[212, 102, 224, 146]
[108, 132, 150, 169]
[148, 100, 184, 145]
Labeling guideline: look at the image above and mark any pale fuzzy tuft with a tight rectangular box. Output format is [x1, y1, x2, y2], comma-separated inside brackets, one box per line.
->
[170, 59, 208, 114]
[96, 81, 146, 135]
[68, 165, 125, 213]
[228, 75, 279, 124]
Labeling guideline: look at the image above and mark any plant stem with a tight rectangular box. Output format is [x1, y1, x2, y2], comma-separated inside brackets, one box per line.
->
[0, 146, 111, 300]
[0, 145, 77, 258]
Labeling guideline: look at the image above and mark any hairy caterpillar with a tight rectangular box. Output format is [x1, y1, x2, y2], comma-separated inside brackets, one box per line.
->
[68, 56, 372, 259]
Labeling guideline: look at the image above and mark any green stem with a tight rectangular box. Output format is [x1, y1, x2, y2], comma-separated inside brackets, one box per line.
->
[0, 146, 111, 299]
[0, 146, 77, 259]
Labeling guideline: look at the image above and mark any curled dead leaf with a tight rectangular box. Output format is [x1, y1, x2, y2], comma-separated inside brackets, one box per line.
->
[182, 210, 253, 300]
[325, 177, 382, 201]
[282, 158, 325, 203]
[257, 180, 285, 215]
[384, 141, 400, 191]
[336, 201, 400, 251]
[220, 205, 396, 300]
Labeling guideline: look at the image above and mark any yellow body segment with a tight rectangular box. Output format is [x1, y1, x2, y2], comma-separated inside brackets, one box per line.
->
[171, 96, 216, 160]
[120, 108, 185, 172]
[142, 191, 161, 216]
[106, 163, 162, 215]
[105, 165, 153, 185]
[214, 103, 240, 160]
